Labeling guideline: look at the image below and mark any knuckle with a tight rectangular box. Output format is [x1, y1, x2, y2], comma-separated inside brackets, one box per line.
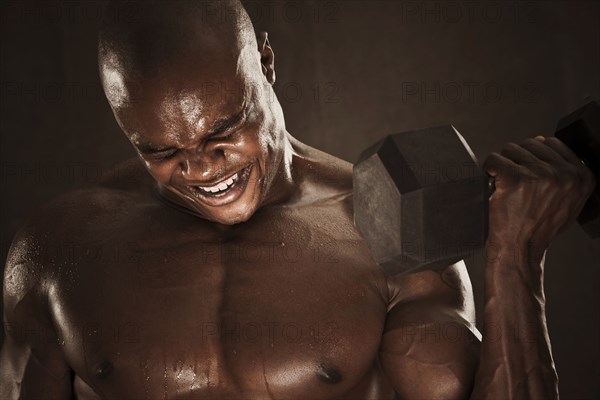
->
[531, 162, 553, 179]
[484, 152, 501, 164]
[515, 167, 534, 183]
[520, 138, 539, 148]
[547, 137, 572, 153]
[561, 178, 576, 191]
[545, 137, 562, 146]
[558, 165, 577, 181]
[500, 142, 519, 154]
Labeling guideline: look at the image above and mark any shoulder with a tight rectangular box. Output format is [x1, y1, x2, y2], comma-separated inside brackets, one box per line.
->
[26, 157, 156, 234]
[11, 158, 161, 240]
[3, 158, 156, 314]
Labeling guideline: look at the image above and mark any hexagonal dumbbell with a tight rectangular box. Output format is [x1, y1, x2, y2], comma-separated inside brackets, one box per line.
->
[354, 101, 599, 276]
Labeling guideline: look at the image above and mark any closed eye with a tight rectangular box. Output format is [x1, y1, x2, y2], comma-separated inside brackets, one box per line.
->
[138, 147, 179, 162]
[208, 130, 238, 141]
[206, 106, 248, 141]
[154, 149, 178, 160]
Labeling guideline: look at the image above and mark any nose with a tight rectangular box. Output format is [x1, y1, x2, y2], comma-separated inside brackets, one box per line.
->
[180, 146, 226, 182]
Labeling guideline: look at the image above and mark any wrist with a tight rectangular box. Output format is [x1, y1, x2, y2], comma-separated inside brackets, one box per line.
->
[485, 238, 528, 265]
[484, 239, 547, 288]
[485, 236, 548, 265]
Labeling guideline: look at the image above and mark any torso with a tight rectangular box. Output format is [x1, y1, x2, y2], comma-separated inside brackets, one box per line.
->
[41, 147, 396, 399]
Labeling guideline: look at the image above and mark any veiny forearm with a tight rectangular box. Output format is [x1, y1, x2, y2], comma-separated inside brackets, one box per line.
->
[470, 241, 558, 400]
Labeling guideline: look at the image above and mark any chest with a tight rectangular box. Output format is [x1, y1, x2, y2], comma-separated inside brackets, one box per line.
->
[49, 204, 390, 398]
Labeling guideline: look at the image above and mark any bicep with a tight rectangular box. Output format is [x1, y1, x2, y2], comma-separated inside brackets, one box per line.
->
[379, 308, 480, 399]
[380, 262, 481, 400]
[2, 229, 74, 399]
[1, 335, 73, 399]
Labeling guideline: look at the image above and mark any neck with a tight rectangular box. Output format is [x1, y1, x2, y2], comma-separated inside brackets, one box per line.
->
[259, 130, 300, 207]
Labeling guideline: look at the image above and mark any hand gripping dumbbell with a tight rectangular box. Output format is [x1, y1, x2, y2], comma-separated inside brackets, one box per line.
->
[353, 101, 600, 276]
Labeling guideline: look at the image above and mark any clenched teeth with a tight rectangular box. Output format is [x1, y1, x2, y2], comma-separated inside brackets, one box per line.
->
[197, 173, 238, 193]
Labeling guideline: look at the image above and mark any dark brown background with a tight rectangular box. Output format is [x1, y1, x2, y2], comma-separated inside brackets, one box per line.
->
[1, 0, 599, 398]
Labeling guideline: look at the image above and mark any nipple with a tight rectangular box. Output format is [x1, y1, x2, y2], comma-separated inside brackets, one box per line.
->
[94, 360, 114, 379]
[316, 362, 342, 384]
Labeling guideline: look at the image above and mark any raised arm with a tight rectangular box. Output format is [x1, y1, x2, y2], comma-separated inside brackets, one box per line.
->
[469, 136, 595, 399]
[1, 223, 74, 399]
[469, 241, 557, 399]
[381, 136, 595, 400]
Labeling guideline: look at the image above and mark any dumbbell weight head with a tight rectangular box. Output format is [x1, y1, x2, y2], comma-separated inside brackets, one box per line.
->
[353, 125, 488, 276]
[555, 100, 600, 238]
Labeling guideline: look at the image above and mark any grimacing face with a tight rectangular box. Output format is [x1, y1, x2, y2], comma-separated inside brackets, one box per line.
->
[101, 41, 290, 225]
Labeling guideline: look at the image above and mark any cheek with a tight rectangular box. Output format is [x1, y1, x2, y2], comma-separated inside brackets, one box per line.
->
[143, 159, 178, 184]
[238, 118, 274, 160]
[254, 103, 280, 155]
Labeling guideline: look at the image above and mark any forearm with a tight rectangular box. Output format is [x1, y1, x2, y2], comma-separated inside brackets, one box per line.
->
[470, 240, 558, 400]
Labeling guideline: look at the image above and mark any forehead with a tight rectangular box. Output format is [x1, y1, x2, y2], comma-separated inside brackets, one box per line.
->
[111, 44, 261, 143]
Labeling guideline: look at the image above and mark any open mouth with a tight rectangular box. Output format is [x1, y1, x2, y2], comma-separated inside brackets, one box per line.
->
[188, 164, 253, 207]
[197, 172, 239, 194]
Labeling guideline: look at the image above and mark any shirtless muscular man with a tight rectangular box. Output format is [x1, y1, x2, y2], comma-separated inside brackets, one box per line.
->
[1, 1, 595, 399]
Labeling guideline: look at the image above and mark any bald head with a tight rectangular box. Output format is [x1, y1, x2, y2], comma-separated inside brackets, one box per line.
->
[99, 0, 255, 73]
[98, 0, 259, 109]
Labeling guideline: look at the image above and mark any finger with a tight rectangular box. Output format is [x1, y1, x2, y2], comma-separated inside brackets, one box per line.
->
[483, 152, 526, 183]
[499, 143, 551, 176]
[519, 138, 565, 165]
[543, 137, 582, 164]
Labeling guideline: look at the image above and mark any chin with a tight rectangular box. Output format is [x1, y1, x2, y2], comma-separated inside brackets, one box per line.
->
[201, 186, 263, 226]
[207, 204, 258, 226]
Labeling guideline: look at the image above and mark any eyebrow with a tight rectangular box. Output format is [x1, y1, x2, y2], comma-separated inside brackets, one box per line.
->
[206, 105, 246, 136]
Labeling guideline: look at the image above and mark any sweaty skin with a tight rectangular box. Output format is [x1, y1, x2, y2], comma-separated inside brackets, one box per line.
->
[1, 1, 595, 399]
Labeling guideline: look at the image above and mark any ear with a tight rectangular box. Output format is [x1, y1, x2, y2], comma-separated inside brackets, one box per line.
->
[257, 31, 275, 85]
